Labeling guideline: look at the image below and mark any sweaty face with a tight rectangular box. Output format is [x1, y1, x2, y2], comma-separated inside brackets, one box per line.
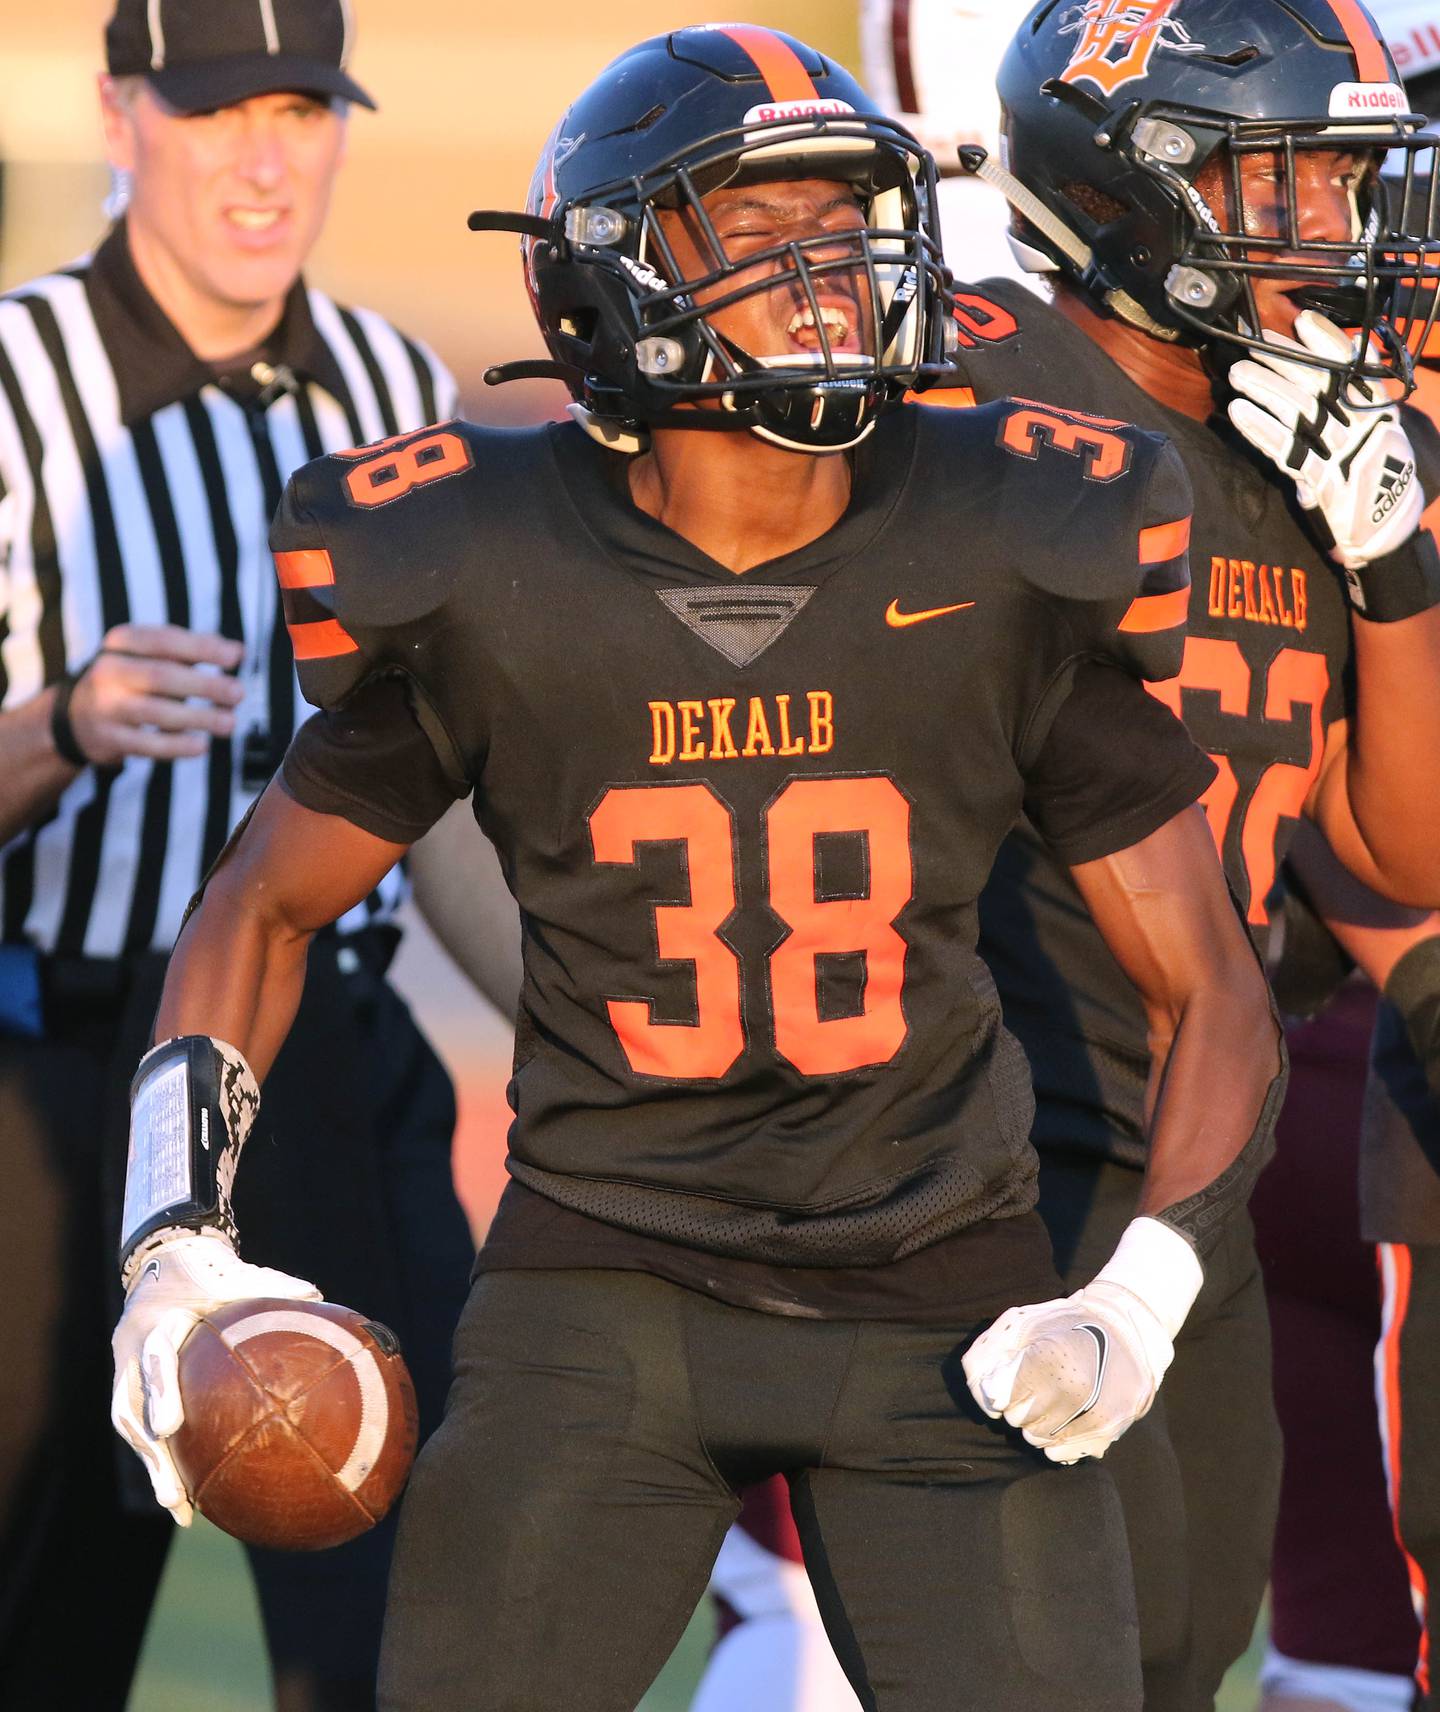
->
[105, 84, 348, 321]
[657, 178, 875, 364]
[1193, 145, 1380, 340]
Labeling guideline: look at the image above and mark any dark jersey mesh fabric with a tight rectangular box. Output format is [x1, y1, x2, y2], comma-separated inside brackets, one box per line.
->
[474, 1180, 1064, 1322]
[274, 400, 1210, 1308]
[957, 280, 1366, 1169]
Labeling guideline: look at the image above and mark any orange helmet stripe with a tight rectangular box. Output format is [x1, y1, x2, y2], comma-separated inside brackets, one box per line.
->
[716, 24, 818, 104]
[1326, 0, 1392, 83]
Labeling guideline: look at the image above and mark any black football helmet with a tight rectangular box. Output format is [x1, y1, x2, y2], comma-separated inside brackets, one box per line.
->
[978, 0, 1440, 392]
[470, 25, 955, 452]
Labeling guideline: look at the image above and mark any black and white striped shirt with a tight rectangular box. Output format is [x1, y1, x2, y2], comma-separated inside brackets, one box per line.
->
[0, 221, 457, 957]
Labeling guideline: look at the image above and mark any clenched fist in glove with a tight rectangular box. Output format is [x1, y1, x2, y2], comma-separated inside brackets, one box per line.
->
[963, 1217, 1202, 1464]
[111, 1231, 321, 1523]
[1226, 310, 1424, 588]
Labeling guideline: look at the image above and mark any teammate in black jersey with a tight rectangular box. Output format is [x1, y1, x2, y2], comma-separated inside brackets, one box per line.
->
[106, 29, 1284, 1712]
[874, 0, 1440, 1706]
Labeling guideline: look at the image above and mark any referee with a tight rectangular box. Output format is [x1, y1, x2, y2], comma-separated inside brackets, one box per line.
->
[0, 5, 480, 1708]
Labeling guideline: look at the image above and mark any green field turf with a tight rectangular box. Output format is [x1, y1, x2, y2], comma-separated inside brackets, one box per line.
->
[129, 1517, 1266, 1710]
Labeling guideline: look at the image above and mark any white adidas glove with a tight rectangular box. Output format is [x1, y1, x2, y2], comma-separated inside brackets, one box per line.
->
[110, 1230, 320, 1524]
[1226, 310, 1423, 573]
[963, 1218, 1202, 1464]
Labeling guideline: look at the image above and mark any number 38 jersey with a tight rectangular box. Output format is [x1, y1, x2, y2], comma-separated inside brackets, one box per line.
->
[272, 401, 1212, 1269]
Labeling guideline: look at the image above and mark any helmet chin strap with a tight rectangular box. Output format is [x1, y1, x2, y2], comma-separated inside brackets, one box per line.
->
[957, 146, 1180, 343]
[566, 313, 887, 458]
[566, 402, 649, 455]
[564, 396, 876, 457]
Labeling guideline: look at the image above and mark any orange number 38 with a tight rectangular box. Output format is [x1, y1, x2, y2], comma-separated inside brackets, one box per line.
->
[589, 776, 913, 1081]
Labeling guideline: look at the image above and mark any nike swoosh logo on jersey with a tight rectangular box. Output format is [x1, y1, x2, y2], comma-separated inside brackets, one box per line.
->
[885, 599, 975, 628]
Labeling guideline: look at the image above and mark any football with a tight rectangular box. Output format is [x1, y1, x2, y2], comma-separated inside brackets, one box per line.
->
[169, 1298, 419, 1552]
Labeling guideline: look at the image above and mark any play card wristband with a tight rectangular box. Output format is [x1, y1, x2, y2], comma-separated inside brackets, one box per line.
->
[119, 1035, 259, 1287]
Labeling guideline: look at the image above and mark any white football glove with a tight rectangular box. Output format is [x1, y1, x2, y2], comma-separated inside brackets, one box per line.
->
[110, 1230, 320, 1524]
[963, 1217, 1202, 1464]
[1226, 310, 1424, 573]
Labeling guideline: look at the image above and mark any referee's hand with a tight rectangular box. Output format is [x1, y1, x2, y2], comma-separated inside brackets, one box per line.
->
[67, 625, 246, 765]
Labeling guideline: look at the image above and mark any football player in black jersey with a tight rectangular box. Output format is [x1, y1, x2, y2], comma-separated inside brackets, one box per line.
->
[105, 28, 1284, 1712]
[858, 0, 1440, 1707]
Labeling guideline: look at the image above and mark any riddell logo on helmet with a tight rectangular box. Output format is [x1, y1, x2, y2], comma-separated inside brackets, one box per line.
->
[1057, 0, 1207, 97]
[1329, 82, 1407, 115]
[742, 99, 855, 124]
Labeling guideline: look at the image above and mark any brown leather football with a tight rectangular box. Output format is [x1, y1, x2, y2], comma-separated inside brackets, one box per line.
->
[170, 1298, 419, 1551]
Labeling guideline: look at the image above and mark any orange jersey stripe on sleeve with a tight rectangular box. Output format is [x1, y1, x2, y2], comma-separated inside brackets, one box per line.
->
[288, 617, 360, 661]
[275, 548, 337, 590]
[1118, 586, 1189, 634]
[1139, 517, 1192, 565]
[716, 24, 818, 103]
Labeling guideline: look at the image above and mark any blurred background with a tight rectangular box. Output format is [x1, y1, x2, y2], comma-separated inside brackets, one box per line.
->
[0, 4, 1264, 1706]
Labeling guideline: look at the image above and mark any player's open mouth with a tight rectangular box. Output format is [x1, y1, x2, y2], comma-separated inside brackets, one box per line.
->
[785, 302, 858, 354]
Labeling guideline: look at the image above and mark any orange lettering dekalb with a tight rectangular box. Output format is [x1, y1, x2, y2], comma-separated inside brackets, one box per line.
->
[648, 692, 839, 765]
[1205, 553, 1308, 632]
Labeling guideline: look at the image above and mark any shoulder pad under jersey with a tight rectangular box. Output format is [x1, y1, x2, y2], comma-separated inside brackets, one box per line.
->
[271, 420, 546, 768]
[925, 396, 1193, 684]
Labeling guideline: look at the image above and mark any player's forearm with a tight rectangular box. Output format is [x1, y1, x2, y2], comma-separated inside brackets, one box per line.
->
[153, 781, 411, 1078]
[1344, 606, 1440, 898]
[1136, 969, 1286, 1247]
[1071, 809, 1287, 1256]
[155, 877, 311, 1081]
[0, 688, 80, 846]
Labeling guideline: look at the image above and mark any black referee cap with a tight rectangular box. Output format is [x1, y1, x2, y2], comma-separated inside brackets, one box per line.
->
[106, 0, 377, 114]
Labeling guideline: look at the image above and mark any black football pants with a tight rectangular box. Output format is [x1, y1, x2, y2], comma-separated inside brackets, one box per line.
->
[0, 943, 474, 1712]
[378, 1265, 1144, 1712]
[1040, 1157, 1282, 1712]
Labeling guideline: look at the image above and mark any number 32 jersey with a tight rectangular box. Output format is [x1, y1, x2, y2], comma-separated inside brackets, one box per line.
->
[953, 279, 1440, 1168]
[272, 402, 1213, 1269]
